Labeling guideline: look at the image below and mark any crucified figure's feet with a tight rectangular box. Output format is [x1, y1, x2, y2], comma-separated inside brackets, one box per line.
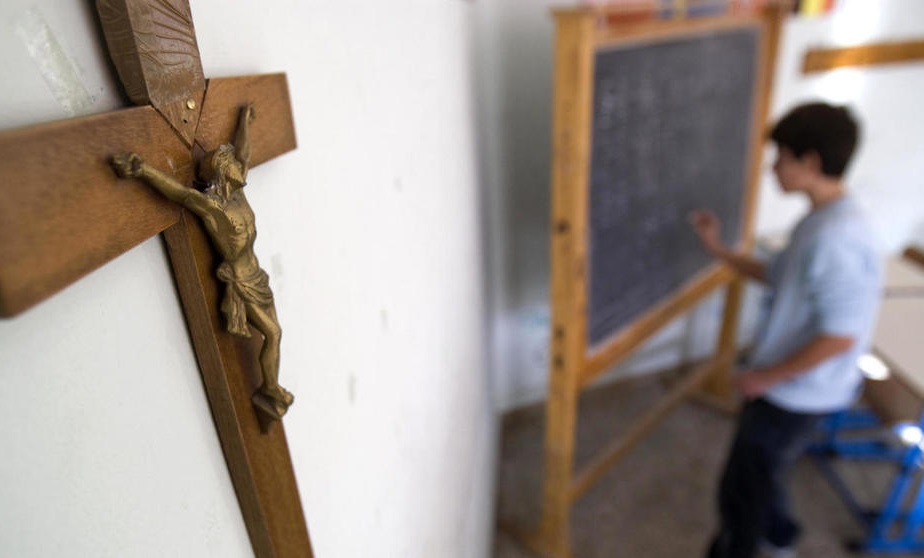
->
[252, 384, 294, 420]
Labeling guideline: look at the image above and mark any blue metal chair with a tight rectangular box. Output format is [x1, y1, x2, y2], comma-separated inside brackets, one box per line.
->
[811, 404, 924, 553]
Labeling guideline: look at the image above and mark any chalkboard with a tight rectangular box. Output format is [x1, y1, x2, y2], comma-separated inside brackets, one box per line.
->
[587, 27, 758, 348]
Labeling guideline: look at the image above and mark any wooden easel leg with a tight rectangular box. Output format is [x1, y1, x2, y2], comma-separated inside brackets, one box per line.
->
[699, 279, 744, 406]
[507, 350, 579, 558]
[515, 10, 593, 557]
[529, 483, 574, 558]
[531, 352, 580, 558]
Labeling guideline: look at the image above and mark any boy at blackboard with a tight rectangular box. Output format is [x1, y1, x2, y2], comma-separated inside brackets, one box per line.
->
[689, 102, 882, 558]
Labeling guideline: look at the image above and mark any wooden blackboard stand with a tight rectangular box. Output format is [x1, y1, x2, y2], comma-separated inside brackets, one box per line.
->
[510, 3, 788, 557]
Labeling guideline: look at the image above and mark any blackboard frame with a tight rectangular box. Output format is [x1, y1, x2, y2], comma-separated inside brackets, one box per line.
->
[511, 5, 788, 558]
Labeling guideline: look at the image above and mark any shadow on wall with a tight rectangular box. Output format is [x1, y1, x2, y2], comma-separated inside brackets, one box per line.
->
[498, 12, 555, 308]
[473, 2, 558, 411]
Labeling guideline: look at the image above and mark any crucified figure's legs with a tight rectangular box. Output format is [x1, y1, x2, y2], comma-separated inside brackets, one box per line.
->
[246, 301, 293, 417]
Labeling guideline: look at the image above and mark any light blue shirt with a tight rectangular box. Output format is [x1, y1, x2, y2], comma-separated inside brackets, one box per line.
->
[751, 197, 882, 413]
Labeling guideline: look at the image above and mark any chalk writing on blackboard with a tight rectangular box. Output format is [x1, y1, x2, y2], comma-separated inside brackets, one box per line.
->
[587, 27, 758, 348]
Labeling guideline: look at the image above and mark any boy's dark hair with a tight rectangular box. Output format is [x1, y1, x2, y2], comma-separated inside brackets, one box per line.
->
[769, 102, 860, 178]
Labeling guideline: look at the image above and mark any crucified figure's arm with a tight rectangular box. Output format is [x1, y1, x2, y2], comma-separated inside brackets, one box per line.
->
[233, 103, 255, 181]
[112, 153, 214, 219]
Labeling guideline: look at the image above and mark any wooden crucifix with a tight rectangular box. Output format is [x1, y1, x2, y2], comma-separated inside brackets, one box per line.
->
[0, 1, 312, 557]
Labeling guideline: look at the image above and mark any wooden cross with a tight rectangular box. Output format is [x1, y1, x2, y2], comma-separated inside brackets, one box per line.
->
[0, 1, 312, 557]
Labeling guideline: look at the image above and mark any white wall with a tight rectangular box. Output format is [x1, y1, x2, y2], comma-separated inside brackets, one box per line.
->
[483, 0, 924, 411]
[0, 1, 496, 557]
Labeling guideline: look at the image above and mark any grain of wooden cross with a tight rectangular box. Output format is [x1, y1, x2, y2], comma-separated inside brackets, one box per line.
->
[0, 1, 312, 556]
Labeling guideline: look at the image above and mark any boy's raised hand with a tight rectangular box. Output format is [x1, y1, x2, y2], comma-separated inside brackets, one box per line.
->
[688, 209, 724, 256]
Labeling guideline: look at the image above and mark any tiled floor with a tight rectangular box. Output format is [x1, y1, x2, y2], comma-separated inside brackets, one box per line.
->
[494, 372, 922, 558]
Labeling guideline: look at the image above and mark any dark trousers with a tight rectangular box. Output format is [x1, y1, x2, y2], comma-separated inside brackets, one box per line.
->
[706, 398, 825, 558]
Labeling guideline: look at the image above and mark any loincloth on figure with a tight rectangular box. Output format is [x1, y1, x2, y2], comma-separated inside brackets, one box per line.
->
[216, 262, 274, 337]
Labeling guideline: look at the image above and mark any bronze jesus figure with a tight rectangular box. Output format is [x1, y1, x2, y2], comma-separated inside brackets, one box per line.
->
[112, 104, 293, 420]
